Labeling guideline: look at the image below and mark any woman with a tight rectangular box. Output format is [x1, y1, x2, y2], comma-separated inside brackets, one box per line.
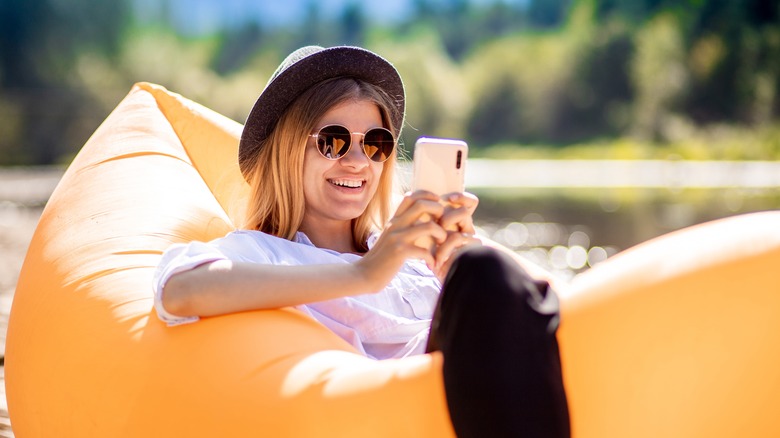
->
[153, 45, 569, 437]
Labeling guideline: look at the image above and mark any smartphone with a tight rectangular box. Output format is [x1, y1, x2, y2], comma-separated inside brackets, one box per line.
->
[411, 137, 468, 252]
[411, 137, 468, 195]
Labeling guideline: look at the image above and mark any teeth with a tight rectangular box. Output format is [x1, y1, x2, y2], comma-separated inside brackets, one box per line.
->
[330, 179, 363, 188]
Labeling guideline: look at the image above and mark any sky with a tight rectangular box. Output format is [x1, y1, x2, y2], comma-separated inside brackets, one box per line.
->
[132, 0, 528, 35]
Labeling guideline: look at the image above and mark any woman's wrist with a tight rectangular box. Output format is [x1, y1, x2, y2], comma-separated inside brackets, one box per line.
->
[351, 257, 383, 293]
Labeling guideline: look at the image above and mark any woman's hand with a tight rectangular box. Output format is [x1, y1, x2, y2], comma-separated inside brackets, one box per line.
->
[355, 191, 448, 291]
[433, 192, 481, 281]
[438, 192, 479, 233]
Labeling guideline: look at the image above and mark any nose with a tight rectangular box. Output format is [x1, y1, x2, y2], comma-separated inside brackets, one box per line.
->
[338, 134, 370, 168]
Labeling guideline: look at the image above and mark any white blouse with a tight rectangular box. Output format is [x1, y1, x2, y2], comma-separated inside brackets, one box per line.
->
[152, 230, 442, 360]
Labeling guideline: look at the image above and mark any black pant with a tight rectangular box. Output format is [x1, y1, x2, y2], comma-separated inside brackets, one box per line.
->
[426, 246, 571, 438]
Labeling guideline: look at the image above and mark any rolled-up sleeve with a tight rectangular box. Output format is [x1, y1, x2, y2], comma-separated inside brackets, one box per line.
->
[151, 232, 277, 326]
[152, 241, 229, 326]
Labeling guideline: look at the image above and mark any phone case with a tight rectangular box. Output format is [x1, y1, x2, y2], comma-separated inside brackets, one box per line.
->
[412, 137, 468, 195]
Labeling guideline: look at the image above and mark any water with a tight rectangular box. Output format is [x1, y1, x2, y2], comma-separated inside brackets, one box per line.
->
[472, 186, 780, 280]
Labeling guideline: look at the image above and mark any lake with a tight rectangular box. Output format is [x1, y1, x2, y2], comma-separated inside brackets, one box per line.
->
[458, 159, 780, 279]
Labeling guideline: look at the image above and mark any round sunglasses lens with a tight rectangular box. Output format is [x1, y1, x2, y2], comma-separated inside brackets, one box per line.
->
[363, 129, 395, 162]
[317, 126, 351, 159]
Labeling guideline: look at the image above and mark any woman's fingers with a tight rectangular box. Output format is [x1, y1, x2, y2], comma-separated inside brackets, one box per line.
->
[393, 190, 441, 217]
[393, 191, 478, 230]
[403, 218, 448, 248]
[439, 192, 479, 233]
[434, 231, 482, 279]
[436, 232, 481, 265]
[444, 192, 479, 211]
[439, 204, 475, 233]
[363, 217, 445, 280]
[389, 192, 445, 229]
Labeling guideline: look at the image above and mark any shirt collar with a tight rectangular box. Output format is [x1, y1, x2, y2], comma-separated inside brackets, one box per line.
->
[294, 231, 379, 252]
[294, 231, 316, 247]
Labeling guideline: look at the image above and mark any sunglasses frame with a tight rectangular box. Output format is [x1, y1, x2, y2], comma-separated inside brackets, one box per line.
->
[309, 124, 396, 163]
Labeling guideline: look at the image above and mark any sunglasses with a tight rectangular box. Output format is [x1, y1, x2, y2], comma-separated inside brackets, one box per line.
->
[310, 124, 396, 163]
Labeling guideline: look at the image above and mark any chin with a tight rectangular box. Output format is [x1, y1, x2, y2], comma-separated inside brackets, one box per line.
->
[340, 207, 368, 221]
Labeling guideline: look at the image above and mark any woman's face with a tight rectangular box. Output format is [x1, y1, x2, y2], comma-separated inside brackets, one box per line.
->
[301, 99, 385, 229]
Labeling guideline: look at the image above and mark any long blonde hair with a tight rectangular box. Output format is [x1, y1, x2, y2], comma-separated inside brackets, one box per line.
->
[242, 77, 399, 252]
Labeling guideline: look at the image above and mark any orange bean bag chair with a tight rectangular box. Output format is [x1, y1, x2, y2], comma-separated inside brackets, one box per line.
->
[7, 82, 780, 437]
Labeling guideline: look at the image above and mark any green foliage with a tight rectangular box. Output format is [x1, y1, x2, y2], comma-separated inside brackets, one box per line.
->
[0, 0, 129, 87]
[465, 1, 634, 146]
[473, 122, 780, 161]
[0, 0, 131, 165]
[631, 13, 689, 140]
[370, 31, 469, 156]
[2, 0, 780, 166]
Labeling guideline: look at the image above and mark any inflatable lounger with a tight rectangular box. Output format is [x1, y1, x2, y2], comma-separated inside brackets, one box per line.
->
[7, 83, 780, 437]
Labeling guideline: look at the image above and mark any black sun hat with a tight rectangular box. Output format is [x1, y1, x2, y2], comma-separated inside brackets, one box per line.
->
[238, 45, 406, 179]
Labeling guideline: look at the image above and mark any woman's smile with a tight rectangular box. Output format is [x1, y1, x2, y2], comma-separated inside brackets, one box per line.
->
[328, 177, 366, 190]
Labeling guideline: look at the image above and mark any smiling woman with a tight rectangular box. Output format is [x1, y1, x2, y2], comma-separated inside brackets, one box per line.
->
[154, 45, 572, 436]
[6, 79, 780, 438]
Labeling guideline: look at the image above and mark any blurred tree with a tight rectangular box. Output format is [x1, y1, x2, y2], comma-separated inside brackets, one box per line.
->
[212, 22, 265, 75]
[683, 0, 780, 124]
[407, 0, 532, 60]
[468, 73, 527, 146]
[631, 13, 689, 140]
[0, 0, 43, 87]
[745, 0, 780, 26]
[0, 0, 128, 85]
[528, 0, 572, 28]
[2, 0, 780, 165]
[283, 1, 367, 53]
[375, 33, 469, 155]
[464, 31, 573, 146]
[340, 2, 367, 47]
[299, 1, 330, 47]
[410, 0, 436, 20]
[480, 2, 527, 36]
[466, 1, 634, 146]
[680, 0, 745, 123]
[553, 20, 634, 141]
[438, 0, 473, 60]
[0, 0, 130, 165]
[595, 0, 663, 22]
[593, 0, 780, 129]
[407, 0, 473, 60]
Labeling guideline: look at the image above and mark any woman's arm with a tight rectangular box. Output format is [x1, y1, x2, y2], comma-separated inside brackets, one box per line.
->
[162, 260, 374, 317]
[162, 191, 448, 318]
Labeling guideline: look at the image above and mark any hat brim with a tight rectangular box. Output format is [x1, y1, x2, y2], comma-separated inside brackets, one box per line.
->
[239, 46, 405, 179]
